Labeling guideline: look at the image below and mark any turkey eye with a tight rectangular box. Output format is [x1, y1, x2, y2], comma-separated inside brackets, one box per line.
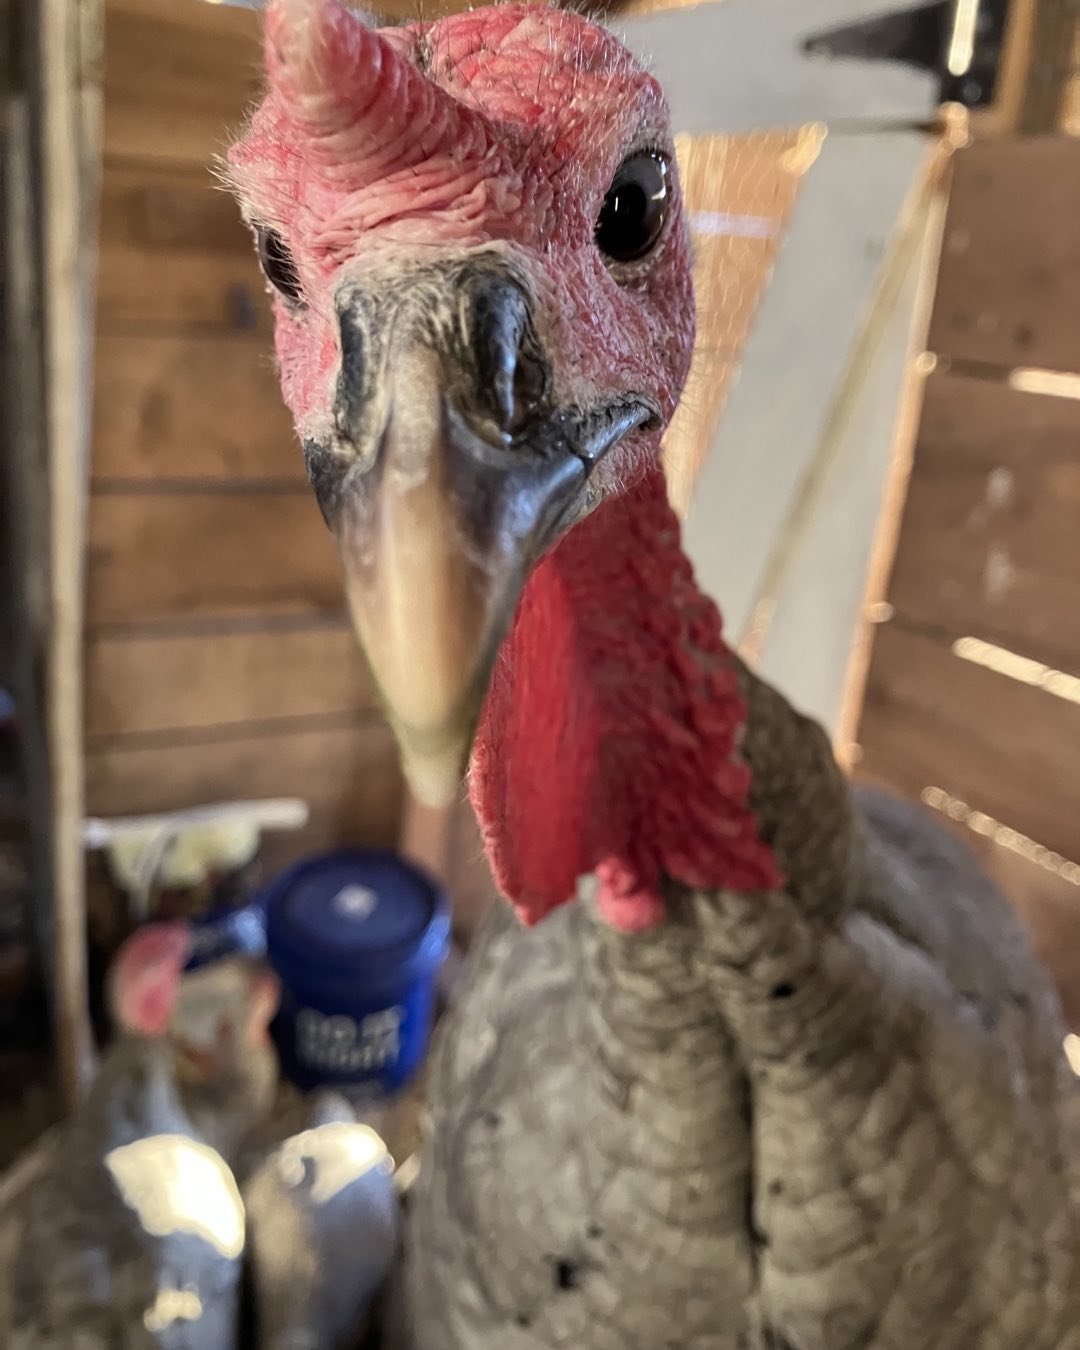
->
[256, 226, 303, 304]
[595, 152, 669, 264]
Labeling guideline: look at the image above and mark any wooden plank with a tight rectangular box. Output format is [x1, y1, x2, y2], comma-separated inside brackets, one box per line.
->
[97, 161, 268, 332]
[103, 0, 261, 168]
[86, 492, 342, 626]
[833, 142, 954, 762]
[85, 716, 404, 846]
[681, 130, 928, 647]
[987, 0, 1042, 132]
[887, 371, 1080, 672]
[858, 621, 1080, 867]
[85, 623, 373, 739]
[1016, 0, 1078, 133]
[929, 138, 1080, 372]
[92, 333, 300, 482]
[663, 129, 804, 515]
[618, 0, 936, 138]
[40, 0, 104, 1103]
[755, 168, 932, 735]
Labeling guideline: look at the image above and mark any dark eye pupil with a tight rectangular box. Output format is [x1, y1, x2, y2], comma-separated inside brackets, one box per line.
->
[595, 152, 669, 264]
[256, 226, 303, 303]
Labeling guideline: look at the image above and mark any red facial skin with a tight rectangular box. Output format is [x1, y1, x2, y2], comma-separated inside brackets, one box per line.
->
[229, 0, 781, 931]
[110, 922, 191, 1038]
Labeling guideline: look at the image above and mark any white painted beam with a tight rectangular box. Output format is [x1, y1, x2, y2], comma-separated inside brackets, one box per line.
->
[753, 226, 923, 733]
[618, 0, 938, 135]
[680, 131, 929, 729]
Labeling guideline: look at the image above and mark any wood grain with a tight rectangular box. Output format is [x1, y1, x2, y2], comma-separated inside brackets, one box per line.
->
[664, 130, 802, 514]
[858, 621, 1080, 867]
[682, 129, 928, 658]
[929, 138, 1080, 371]
[103, 0, 261, 168]
[1015, 0, 1078, 133]
[93, 333, 299, 482]
[97, 161, 267, 332]
[85, 715, 404, 845]
[85, 622, 373, 740]
[886, 371, 1080, 672]
[86, 492, 341, 626]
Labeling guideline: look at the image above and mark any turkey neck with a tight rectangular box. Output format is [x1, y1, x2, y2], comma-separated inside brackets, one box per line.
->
[470, 466, 854, 932]
[736, 659, 856, 929]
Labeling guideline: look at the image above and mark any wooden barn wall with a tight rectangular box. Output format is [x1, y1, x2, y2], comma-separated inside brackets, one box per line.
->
[86, 0, 402, 869]
[855, 136, 1080, 996]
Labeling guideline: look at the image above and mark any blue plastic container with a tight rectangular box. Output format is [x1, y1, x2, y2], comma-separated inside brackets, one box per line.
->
[262, 849, 450, 1096]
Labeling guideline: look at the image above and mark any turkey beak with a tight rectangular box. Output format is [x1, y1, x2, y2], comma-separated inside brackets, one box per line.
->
[310, 268, 655, 808]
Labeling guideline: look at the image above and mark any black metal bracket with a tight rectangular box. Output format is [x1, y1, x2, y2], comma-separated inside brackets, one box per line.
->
[804, 0, 1010, 109]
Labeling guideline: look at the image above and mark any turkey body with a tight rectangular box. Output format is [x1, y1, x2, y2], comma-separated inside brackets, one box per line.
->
[0, 1039, 245, 1349]
[404, 681, 1080, 1350]
[221, 3, 1080, 1343]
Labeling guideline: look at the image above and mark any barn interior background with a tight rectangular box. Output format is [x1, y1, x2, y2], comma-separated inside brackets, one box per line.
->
[0, 0, 1078, 1146]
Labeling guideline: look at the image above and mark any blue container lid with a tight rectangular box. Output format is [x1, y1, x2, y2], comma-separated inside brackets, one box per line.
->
[263, 849, 449, 995]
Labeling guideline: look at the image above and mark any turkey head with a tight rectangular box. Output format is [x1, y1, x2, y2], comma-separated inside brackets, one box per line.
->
[229, 0, 778, 932]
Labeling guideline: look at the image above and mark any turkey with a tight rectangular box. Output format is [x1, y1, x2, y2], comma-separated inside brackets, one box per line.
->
[0, 925, 248, 1347]
[227, 2, 1080, 1345]
[107, 920, 280, 1169]
[242, 1093, 400, 1350]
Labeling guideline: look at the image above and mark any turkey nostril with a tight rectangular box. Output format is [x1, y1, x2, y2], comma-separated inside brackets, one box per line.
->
[468, 273, 548, 437]
[335, 304, 368, 445]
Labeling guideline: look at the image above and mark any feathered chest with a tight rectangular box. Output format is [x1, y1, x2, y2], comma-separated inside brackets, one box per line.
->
[403, 888, 758, 1349]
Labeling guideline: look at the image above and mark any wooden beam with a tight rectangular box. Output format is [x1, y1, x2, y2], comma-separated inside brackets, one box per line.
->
[662, 129, 804, 517]
[38, 0, 104, 1105]
[680, 128, 929, 731]
[929, 136, 1080, 373]
[833, 128, 955, 761]
[1018, 0, 1078, 132]
[751, 136, 954, 738]
[859, 620, 1080, 865]
[886, 370, 1080, 673]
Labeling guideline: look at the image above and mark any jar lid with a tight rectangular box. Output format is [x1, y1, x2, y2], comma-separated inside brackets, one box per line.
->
[264, 849, 449, 988]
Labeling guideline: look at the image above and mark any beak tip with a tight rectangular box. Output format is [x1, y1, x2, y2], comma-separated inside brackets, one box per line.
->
[401, 742, 470, 810]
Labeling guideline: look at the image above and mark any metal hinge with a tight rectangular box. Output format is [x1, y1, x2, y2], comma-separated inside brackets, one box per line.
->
[804, 0, 1010, 108]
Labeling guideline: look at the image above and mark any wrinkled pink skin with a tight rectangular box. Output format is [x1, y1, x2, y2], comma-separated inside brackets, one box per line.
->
[229, 2, 693, 457]
[109, 920, 191, 1037]
[229, 2, 779, 930]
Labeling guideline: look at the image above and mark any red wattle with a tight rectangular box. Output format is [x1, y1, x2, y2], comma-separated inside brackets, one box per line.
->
[470, 469, 782, 930]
